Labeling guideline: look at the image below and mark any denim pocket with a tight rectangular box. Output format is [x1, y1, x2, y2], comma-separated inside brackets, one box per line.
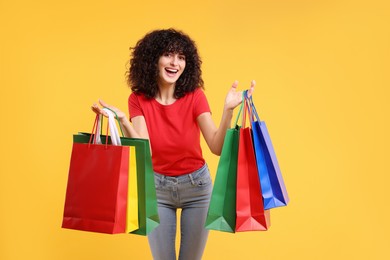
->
[193, 168, 212, 187]
[195, 177, 212, 187]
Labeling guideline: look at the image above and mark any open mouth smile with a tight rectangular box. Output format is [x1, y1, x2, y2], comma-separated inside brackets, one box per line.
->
[165, 68, 179, 76]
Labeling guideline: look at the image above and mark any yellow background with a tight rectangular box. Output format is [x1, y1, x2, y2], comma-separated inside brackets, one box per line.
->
[1, 0, 389, 259]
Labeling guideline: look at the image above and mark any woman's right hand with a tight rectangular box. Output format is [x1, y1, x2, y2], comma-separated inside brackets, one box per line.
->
[223, 80, 256, 111]
[91, 100, 127, 122]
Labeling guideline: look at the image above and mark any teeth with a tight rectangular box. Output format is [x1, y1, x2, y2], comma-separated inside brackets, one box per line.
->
[166, 68, 178, 73]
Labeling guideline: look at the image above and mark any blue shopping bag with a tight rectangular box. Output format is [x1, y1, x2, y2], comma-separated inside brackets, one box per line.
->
[246, 95, 289, 209]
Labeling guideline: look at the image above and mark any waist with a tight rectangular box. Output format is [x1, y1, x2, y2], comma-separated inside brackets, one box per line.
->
[154, 163, 208, 184]
[152, 157, 205, 176]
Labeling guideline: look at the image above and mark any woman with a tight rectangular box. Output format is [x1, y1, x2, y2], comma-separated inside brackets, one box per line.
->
[92, 28, 254, 260]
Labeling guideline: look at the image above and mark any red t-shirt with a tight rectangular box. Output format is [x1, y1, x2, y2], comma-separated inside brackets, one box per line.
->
[128, 88, 211, 176]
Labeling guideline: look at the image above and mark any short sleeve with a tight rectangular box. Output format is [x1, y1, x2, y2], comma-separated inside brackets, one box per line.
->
[193, 89, 211, 118]
[128, 93, 143, 121]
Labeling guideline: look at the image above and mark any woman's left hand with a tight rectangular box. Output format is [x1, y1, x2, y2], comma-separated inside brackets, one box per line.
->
[224, 80, 256, 111]
[91, 99, 127, 123]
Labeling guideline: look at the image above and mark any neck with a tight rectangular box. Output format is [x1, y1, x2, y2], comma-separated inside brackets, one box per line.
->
[156, 84, 176, 105]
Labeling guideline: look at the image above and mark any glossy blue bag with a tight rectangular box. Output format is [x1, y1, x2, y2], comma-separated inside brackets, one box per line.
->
[246, 96, 289, 209]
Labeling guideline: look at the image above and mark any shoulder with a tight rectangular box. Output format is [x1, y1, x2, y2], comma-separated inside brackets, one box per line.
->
[193, 87, 206, 96]
[189, 88, 211, 116]
[128, 92, 147, 110]
[192, 88, 209, 103]
[179, 88, 208, 108]
[184, 87, 207, 101]
[129, 92, 140, 101]
[129, 92, 150, 103]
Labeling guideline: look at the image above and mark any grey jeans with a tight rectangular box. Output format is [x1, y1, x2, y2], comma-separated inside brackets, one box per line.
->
[148, 164, 212, 260]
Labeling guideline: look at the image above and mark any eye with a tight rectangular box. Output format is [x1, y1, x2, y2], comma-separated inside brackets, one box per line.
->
[179, 55, 186, 61]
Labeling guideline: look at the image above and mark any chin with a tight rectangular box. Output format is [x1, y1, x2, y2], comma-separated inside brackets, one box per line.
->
[164, 78, 179, 85]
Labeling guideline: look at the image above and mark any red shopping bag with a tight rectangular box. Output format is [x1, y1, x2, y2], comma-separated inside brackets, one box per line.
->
[62, 114, 129, 234]
[235, 97, 270, 232]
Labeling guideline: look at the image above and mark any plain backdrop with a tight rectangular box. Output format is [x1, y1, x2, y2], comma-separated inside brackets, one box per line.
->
[1, 0, 389, 259]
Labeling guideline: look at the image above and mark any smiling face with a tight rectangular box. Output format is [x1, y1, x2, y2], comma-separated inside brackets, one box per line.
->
[157, 52, 186, 88]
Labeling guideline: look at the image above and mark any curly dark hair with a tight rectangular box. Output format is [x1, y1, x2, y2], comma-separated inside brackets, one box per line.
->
[127, 28, 204, 99]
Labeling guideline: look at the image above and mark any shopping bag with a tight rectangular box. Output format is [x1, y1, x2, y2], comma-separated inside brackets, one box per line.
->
[73, 115, 159, 235]
[236, 97, 270, 232]
[126, 146, 139, 233]
[205, 126, 239, 233]
[62, 112, 129, 234]
[124, 136, 159, 236]
[247, 96, 289, 209]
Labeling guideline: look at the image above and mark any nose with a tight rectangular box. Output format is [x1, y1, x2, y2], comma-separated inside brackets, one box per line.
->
[170, 54, 179, 65]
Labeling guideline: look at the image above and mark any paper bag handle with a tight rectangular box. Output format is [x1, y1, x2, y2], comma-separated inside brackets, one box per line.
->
[88, 109, 122, 146]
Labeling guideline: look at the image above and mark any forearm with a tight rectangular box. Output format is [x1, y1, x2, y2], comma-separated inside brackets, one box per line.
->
[209, 108, 234, 155]
[200, 80, 253, 155]
[119, 118, 140, 138]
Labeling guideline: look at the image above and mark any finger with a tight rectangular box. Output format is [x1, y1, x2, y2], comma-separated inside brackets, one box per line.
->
[99, 99, 109, 108]
[231, 80, 239, 90]
[247, 80, 256, 97]
[250, 79, 256, 89]
[91, 104, 100, 113]
[91, 104, 108, 117]
[98, 100, 113, 116]
[91, 107, 103, 116]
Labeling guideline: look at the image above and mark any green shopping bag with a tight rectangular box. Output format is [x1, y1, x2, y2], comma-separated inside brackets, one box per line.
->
[123, 136, 160, 236]
[204, 127, 239, 232]
[205, 102, 243, 233]
[74, 131, 159, 236]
